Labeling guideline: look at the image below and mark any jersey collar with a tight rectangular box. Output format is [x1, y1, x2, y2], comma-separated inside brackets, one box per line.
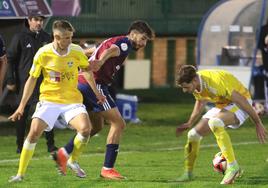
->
[52, 44, 71, 57]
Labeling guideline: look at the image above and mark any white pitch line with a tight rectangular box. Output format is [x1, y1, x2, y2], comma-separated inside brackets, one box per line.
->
[157, 141, 259, 151]
[0, 141, 259, 164]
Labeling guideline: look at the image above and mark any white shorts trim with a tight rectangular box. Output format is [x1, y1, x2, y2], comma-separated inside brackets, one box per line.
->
[32, 101, 88, 131]
[202, 99, 252, 129]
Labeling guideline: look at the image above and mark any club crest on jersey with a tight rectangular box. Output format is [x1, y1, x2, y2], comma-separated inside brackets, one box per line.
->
[120, 43, 128, 51]
[49, 71, 61, 82]
[67, 61, 73, 67]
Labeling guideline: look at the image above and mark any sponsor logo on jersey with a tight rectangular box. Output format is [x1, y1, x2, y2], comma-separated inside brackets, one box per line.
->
[61, 72, 75, 81]
[26, 43, 31, 48]
[49, 71, 61, 82]
[49, 71, 75, 82]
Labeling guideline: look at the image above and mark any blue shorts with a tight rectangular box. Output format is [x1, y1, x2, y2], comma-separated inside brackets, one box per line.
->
[78, 83, 116, 112]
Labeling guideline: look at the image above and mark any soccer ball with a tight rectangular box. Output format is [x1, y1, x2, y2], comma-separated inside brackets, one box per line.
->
[212, 152, 227, 174]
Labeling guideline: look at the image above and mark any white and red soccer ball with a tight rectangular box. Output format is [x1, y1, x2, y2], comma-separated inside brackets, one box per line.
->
[212, 152, 227, 174]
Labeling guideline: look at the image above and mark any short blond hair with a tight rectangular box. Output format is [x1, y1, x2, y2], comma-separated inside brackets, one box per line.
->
[52, 20, 75, 33]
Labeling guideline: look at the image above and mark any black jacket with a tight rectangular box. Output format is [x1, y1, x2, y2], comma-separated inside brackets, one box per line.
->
[258, 24, 268, 71]
[6, 26, 51, 105]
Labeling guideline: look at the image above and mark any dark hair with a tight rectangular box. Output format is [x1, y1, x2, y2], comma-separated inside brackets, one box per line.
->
[52, 20, 75, 33]
[128, 20, 155, 40]
[176, 65, 197, 85]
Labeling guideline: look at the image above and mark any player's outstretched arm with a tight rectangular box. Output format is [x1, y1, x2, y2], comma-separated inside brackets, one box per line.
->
[8, 76, 37, 121]
[231, 90, 267, 143]
[176, 100, 207, 136]
[81, 69, 106, 105]
[89, 45, 120, 72]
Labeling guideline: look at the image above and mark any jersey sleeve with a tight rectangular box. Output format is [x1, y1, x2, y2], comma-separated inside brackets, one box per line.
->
[114, 38, 131, 56]
[72, 45, 89, 69]
[79, 51, 89, 69]
[29, 48, 43, 78]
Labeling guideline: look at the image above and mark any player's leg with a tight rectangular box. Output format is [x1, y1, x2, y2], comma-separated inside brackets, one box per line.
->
[28, 104, 58, 153]
[99, 108, 126, 180]
[15, 105, 30, 154]
[9, 118, 47, 182]
[53, 103, 91, 176]
[177, 118, 211, 181]
[53, 113, 91, 177]
[44, 129, 58, 153]
[64, 113, 91, 175]
[54, 111, 103, 178]
[61, 105, 104, 155]
[89, 111, 104, 137]
[68, 113, 91, 160]
[208, 110, 240, 184]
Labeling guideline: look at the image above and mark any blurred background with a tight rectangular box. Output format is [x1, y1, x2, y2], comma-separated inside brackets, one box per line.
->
[0, 0, 220, 90]
[0, 0, 267, 118]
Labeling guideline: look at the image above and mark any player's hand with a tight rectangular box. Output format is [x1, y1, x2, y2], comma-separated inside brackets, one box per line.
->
[8, 106, 24, 122]
[96, 93, 106, 105]
[89, 60, 103, 72]
[255, 122, 267, 143]
[176, 123, 191, 137]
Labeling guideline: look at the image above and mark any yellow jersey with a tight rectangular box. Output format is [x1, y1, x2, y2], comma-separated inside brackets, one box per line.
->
[30, 43, 89, 104]
[193, 69, 251, 108]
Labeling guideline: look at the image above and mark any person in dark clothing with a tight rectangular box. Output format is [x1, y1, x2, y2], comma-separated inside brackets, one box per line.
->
[0, 34, 7, 96]
[6, 13, 57, 154]
[258, 20, 268, 110]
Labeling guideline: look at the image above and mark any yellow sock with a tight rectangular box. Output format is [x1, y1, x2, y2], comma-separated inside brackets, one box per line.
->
[69, 133, 89, 162]
[184, 140, 200, 172]
[209, 118, 235, 164]
[17, 140, 36, 176]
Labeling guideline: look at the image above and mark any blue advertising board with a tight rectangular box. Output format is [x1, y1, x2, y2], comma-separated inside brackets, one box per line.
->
[0, 0, 52, 19]
[0, 0, 16, 17]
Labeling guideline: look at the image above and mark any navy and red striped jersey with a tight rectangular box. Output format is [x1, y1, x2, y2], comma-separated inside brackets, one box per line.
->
[79, 36, 132, 85]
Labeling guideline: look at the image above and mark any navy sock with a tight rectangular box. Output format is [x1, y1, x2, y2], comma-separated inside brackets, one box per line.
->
[104, 144, 119, 168]
[64, 135, 75, 154]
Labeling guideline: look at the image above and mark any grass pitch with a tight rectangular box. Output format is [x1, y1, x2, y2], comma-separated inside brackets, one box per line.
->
[0, 103, 268, 188]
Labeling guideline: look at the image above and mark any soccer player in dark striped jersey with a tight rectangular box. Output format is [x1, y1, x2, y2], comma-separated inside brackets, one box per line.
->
[53, 20, 155, 179]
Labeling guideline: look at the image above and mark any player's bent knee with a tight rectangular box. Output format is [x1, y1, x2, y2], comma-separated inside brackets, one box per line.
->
[26, 132, 40, 143]
[187, 128, 202, 141]
[27, 129, 43, 142]
[208, 118, 225, 130]
[78, 126, 91, 137]
[114, 118, 126, 130]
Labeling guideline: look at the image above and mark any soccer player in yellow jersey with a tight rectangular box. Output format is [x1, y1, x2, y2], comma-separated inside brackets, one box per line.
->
[175, 65, 267, 185]
[8, 20, 105, 182]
